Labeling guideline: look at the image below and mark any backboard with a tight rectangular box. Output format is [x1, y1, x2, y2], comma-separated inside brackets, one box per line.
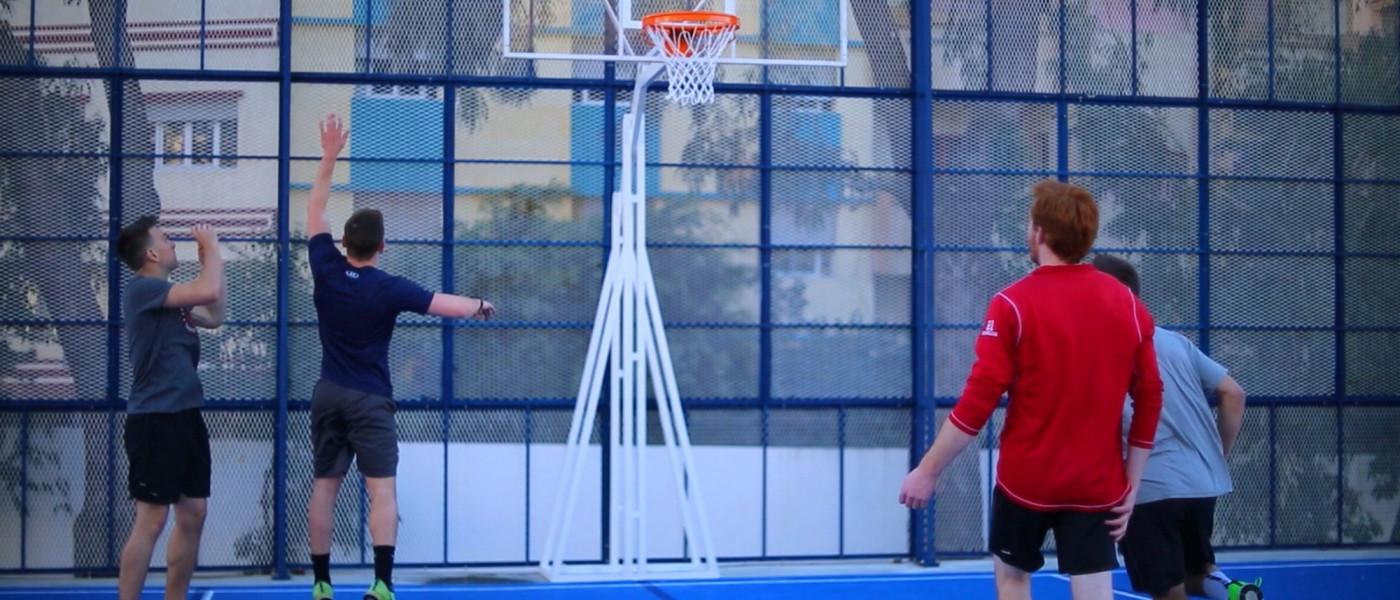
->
[502, 0, 848, 67]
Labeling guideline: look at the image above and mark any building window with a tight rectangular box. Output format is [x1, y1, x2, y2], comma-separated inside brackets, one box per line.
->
[774, 249, 835, 277]
[356, 39, 442, 100]
[361, 55, 441, 99]
[156, 118, 237, 169]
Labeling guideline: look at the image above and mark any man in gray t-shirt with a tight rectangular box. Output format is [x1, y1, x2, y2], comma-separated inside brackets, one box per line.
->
[114, 217, 225, 600]
[1094, 255, 1261, 600]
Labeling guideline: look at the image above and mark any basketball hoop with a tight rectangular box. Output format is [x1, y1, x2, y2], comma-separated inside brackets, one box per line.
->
[642, 11, 739, 106]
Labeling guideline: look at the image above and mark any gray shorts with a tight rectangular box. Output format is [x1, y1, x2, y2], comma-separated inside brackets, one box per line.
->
[310, 379, 398, 479]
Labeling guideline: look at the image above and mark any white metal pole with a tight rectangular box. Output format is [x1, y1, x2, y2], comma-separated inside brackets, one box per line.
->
[547, 295, 618, 572]
[541, 261, 614, 571]
[639, 247, 719, 570]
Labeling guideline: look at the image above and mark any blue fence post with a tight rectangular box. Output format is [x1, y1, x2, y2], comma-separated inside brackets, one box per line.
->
[440, 75, 456, 569]
[1266, 0, 1274, 102]
[363, 0, 373, 73]
[837, 407, 846, 557]
[105, 64, 124, 573]
[1130, 0, 1138, 96]
[26, 0, 35, 67]
[199, 0, 207, 70]
[19, 409, 28, 570]
[984, 0, 994, 90]
[440, 0, 457, 566]
[1057, 100, 1069, 182]
[1058, 0, 1066, 94]
[1196, 0, 1212, 356]
[758, 90, 773, 559]
[524, 407, 533, 562]
[1268, 405, 1277, 545]
[1332, 0, 1346, 545]
[272, 0, 293, 580]
[909, 0, 936, 567]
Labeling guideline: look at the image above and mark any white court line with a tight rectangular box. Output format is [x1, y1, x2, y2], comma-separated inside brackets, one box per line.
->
[200, 590, 216, 600]
[0, 572, 1022, 596]
[1048, 574, 1150, 600]
[4, 560, 1396, 596]
[144, 573, 1012, 594]
[1222, 559, 1400, 570]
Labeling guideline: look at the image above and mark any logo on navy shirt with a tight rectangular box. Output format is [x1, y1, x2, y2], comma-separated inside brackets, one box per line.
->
[345, 270, 360, 279]
[981, 319, 997, 337]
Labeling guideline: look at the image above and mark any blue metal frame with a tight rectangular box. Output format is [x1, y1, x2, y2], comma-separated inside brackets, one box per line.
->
[199, 0, 207, 70]
[758, 90, 774, 558]
[19, 410, 28, 569]
[1, 0, 1398, 575]
[1130, 0, 1138, 96]
[272, 0, 293, 580]
[909, 0, 936, 567]
[1332, 0, 1347, 545]
[1197, 0, 1212, 355]
[440, 83, 456, 565]
[26, 0, 34, 68]
[440, 0, 457, 564]
[104, 65, 124, 574]
[1266, 0, 1275, 102]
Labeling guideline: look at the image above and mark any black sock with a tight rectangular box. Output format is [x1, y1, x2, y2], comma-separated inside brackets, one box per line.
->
[311, 553, 331, 585]
[373, 545, 394, 589]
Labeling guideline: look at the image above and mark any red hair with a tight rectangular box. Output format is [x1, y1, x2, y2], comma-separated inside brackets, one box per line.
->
[1030, 180, 1099, 263]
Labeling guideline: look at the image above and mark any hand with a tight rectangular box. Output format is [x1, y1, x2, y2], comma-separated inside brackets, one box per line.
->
[190, 224, 218, 253]
[320, 114, 349, 157]
[475, 299, 496, 320]
[898, 466, 938, 510]
[1106, 485, 1137, 541]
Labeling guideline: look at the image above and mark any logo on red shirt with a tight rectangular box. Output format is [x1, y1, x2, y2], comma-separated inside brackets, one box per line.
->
[981, 319, 998, 337]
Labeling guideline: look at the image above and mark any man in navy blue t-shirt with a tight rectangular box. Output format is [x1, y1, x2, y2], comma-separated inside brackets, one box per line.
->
[304, 115, 495, 600]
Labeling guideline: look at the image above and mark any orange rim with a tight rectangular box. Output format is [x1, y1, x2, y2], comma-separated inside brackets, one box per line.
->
[641, 10, 740, 33]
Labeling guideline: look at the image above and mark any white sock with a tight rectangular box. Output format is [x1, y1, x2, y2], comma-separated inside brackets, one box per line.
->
[1200, 569, 1232, 600]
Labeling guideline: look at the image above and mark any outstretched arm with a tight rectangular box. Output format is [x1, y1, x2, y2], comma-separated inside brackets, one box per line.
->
[307, 115, 349, 238]
[426, 294, 496, 320]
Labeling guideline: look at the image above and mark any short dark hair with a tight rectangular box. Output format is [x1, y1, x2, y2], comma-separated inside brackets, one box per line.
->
[1030, 180, 1099, 263]
[1092, 254, 1141, 296]
[343, 209, 385, 260]
[116, 215, 159, 272]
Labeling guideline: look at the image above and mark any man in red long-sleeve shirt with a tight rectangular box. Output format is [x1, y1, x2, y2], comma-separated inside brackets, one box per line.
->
[900, 180, 1165, 600]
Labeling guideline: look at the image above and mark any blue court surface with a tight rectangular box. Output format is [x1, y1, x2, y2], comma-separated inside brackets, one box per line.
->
[2, 559, 1397, 600]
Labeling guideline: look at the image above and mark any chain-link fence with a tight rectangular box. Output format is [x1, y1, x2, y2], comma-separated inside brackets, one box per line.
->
[0, 0, 1397, 575]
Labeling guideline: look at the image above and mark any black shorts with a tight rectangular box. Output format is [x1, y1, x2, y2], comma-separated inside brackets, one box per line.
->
[1120, 497, 1218, 596]
[311, 379, 398, 479]
[124, 409, 211, 505]
[989, 488, 1118, 575]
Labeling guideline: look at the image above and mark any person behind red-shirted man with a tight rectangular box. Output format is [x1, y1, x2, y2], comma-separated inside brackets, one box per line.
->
[899, 180, 1165, 600]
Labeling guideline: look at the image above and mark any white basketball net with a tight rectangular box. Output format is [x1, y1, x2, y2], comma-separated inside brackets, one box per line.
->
[644, 16, 738, 106]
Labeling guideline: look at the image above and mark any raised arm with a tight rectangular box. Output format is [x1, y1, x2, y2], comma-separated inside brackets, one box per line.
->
[165, 224, 225, 313]
[307, 115, 349, 238]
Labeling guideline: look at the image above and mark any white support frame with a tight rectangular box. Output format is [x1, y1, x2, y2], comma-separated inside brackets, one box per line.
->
[539, 63, 720, 582]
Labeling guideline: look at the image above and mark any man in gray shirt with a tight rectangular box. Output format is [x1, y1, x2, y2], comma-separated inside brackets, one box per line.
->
[114, 217, 225, 600]
[1094, 255, 1260, 600]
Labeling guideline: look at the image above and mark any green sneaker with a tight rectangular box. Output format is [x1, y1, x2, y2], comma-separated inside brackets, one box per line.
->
[363, 579, 395, 600]
[311, 581, 334, 600]
[1227, 578, 1263, 600]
